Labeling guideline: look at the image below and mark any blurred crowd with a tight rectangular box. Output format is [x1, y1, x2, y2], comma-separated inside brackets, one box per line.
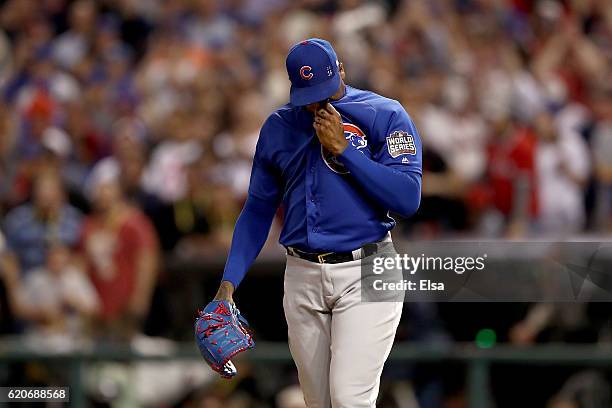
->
[0, 0, 611, 406]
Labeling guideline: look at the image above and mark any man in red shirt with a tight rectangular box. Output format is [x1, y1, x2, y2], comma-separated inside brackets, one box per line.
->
[81, 160, 159, 338]
[487, 122, 538, 235]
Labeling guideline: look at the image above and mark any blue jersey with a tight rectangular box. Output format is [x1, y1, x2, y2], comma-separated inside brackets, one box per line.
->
[222, 85, 422, 287]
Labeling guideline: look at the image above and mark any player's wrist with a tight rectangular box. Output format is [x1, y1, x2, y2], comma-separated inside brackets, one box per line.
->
[338, 140, 359, 160]
[214, 280, 235, 303]
[334, 138, 349, 156]
[327, 136, 348, 156]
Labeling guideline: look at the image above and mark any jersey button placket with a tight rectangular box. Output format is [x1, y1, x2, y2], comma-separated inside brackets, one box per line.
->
[305, 143, 318, 245]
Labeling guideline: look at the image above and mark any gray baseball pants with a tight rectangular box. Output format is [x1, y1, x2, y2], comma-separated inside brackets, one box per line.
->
[283, 240, 403, 407]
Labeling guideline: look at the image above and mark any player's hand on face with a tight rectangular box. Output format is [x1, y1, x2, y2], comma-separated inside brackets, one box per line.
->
[314, 103, 347, 156]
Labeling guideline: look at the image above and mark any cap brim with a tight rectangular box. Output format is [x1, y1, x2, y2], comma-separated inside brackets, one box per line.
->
[289, 74, 341, 106]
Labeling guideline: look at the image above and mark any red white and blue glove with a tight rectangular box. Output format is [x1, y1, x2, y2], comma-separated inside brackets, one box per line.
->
[194, 300, 255, 379]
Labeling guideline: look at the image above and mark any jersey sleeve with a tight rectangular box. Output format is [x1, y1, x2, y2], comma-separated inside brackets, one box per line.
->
[372, 101, 423, 175]
[338, 101, 422, 217]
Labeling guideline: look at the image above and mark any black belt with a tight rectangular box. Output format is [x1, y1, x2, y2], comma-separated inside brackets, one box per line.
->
[285, 240, 385, 264]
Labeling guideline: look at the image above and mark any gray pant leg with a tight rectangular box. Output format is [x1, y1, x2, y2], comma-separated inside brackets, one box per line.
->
[284, 255, 332, 408]
[326, 257, 403, 408]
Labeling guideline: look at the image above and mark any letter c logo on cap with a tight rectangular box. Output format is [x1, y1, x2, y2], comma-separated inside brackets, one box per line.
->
[300, 66, 313, 80]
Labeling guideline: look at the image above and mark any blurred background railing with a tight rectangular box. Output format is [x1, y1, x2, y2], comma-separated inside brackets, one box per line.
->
[3, 341, 612, 408]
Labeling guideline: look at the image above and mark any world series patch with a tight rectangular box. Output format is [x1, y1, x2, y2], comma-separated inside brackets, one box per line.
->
[386, 131, 416, 158]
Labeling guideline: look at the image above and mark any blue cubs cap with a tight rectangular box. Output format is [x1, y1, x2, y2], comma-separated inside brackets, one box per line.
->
[286, 38, 341, 106]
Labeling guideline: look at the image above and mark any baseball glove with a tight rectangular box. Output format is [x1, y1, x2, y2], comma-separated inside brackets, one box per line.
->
[194, 300, 255, 379]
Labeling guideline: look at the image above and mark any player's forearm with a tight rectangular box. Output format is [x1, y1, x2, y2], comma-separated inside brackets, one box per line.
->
[221, 194, 278, 289]
[339, 146, 421, 217]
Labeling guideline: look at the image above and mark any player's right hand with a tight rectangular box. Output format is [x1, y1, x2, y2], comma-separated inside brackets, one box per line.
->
[314, 103, 347, 156]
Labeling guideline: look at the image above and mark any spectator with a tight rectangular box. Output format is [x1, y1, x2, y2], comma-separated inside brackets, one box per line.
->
[142, 110, 204, 204]
[486, 120, 538, 237]
[2, 242, 98, 340]
[421, 75, 489, 186]
[0, 101, 15, 210]
[150, 150, 240, 254]
[3, 171, 82, 273]
[81, 160, 159, 339]
[52, 0, 97, 70]
[0, 230, 18, 334]
[212, 91, 264, 200]
[103, 118, 156, 211]
[534, 111, 590, 235]
[150, 153, 212, 253]
[590, 84, 612, 231]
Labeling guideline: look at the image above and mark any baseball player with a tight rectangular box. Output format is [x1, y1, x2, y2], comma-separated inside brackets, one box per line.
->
[212, 38, 422, 407]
